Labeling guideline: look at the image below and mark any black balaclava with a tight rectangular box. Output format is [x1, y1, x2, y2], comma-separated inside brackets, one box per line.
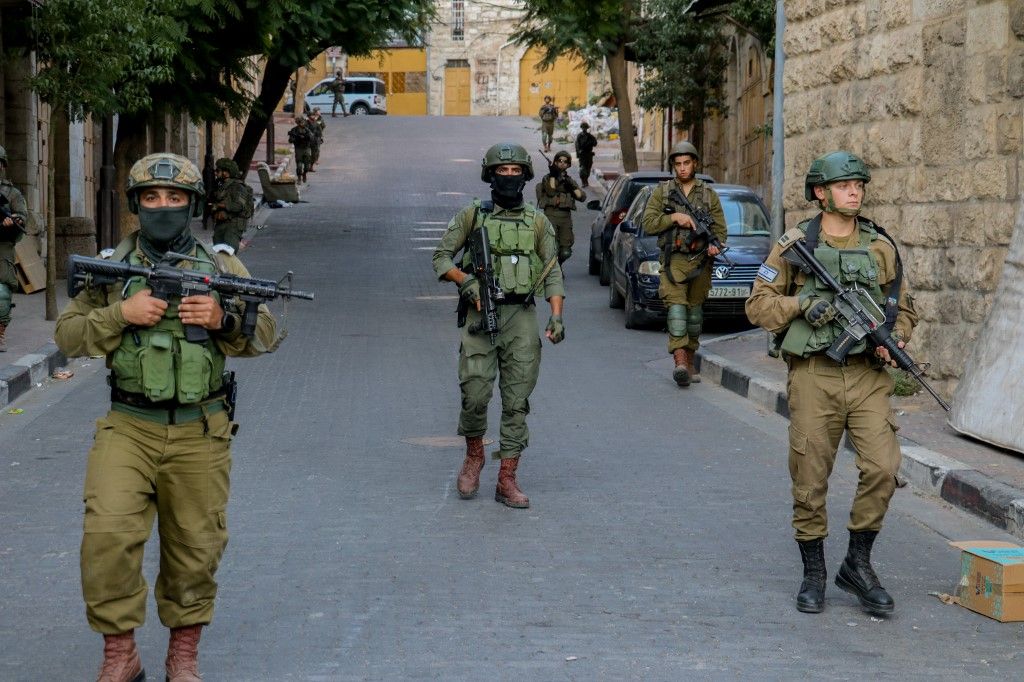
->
[490, 172, 526, 209]
[137, 200, 196, 264]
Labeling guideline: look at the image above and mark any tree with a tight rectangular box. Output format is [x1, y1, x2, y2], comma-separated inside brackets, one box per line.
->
[513, 0, 640, 173]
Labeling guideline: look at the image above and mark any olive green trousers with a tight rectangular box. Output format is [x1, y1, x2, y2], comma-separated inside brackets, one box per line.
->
[212, 219, 246, 251]
[81, 408, 233, 634]
[544, 208, 574, 255]
[786, 355, 902, 542]
[457, 304, 541, 459]
[658, 256, 712, 353]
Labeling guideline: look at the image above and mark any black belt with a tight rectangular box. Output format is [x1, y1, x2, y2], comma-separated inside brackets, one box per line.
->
[111, 385, 228, 410]
[498, 294, 535, 306]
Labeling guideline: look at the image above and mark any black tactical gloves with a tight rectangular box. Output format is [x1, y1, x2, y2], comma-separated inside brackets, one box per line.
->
[800, 294, 838, 328]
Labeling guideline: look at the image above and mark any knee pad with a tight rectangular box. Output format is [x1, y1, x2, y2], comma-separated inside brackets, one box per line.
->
[686, 305, 703, 339]
[667, 304, 688, 338]
[0, 282, 12, 322]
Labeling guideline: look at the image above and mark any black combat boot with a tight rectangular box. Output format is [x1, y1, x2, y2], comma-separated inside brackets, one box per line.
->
[835, 530, 895, 616]
[796, 539, 826, 613]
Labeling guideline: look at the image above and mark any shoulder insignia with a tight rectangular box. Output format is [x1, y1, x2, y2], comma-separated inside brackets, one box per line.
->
[211, 243, 236, 256]
[98, 248, 115, 260]
[756, 263, 779, 283]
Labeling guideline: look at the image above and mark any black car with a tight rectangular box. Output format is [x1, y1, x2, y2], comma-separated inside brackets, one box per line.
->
[606, 184, 772, 329]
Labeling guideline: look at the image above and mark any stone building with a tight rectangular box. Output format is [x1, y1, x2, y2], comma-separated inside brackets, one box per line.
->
[782, 0, 1024, 388]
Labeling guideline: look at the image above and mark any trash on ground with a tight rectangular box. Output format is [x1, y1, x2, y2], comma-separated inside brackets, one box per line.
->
[948, 540, 1024, 622]
[52, 370, 74, 380]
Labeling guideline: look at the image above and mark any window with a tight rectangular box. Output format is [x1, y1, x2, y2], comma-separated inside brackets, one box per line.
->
[405, 72, 427, 93]
[721, 194, 771, 236]
[452, 0, 464, 41]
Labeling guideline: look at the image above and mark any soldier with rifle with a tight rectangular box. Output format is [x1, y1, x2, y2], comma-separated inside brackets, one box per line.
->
[746, 151, 923, 618]
[432, 142, 565, 509]
[56, 153, 289, 682]
[0, 144, 27, 352]
[536, 149, 586, 265]
[641, 141, 726, 387]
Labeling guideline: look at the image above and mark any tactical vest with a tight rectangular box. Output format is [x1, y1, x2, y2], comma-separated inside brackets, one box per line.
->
[540, 177, 576, 210]
[780, 223, 886, 358]
[108, 236, 227, 404]
[462, 201, 544, 297]
[658, 180, 712, 254]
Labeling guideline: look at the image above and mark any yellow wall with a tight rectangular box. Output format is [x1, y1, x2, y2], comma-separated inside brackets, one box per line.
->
[348, 48, 428, 116]
[518, 47, 588, 116]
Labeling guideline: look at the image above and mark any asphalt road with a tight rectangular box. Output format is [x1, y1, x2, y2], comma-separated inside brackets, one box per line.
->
[1, 116, 1022, 681]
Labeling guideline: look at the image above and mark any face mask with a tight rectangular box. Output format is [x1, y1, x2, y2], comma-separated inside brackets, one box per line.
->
[490, 174, 526, 208]
[138, 205, 193, 244]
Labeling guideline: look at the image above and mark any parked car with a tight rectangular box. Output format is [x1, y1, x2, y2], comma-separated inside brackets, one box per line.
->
[606, 183, 772, 329]
[587, 171, 714, 286]
[284, 76, 388, 115]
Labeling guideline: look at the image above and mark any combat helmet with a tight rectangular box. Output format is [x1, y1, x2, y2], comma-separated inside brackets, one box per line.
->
[553, 150, 572, 167]
[668, 141, 700, 164]
[126, 152, 205, 216]
[804, 151, 871, 201]
[481, 143, 534, 182]
[215, 157, 241, 178]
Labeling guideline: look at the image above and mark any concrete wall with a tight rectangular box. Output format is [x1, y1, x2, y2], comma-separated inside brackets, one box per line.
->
[783, 0, 1024, 387]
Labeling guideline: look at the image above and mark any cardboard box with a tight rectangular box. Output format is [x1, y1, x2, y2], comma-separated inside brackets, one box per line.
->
[950, 540, 1024, 622]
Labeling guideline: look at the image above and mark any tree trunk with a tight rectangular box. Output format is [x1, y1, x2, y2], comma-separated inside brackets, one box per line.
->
[607, 45, 638, 173]
[234, 59, 294, 179]
[113, 113, 148, 240]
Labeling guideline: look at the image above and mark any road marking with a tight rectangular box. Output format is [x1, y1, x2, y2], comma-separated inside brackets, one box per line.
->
[437, 191, 467, 196]
[415, 221, 447, 225]
[412, 296, 458, 301]
[412, 228, 446, 232]
[410, 237, 440, 241]
[413, 246, 437, 250]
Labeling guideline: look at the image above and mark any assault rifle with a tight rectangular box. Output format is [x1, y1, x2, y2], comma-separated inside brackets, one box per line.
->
[664, 186, 729, 263]
[0, 193, 26, 235]
[459, 223, 503, 344]
[67, 252, 315, 343]
[778, 228, 950, 411]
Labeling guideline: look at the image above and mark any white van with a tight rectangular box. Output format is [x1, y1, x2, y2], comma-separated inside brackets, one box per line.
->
[289, 76, 388, 115]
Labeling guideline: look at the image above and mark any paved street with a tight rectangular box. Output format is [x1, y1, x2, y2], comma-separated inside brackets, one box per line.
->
[1, 116, 1022, 680]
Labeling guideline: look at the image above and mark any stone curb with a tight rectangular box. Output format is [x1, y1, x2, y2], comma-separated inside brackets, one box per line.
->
[694, 343, 1024, 540]
[0, 343, 68, 409]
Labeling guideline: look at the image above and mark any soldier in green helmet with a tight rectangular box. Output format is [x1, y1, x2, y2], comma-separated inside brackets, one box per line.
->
[55, 152, 278, 682]
[287, 116, 314, 183]
[641, 140, 726, 387]
[536, 150, 585, 265]
[538, 96, 558, 152]
[0, 144, 28, 352]
[746, 151, 918, 617]
[432, 142, 565, 509]
[210, 157, 254, 253]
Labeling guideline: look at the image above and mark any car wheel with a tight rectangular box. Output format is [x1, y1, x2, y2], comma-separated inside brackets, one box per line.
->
[351, 104, 370, 115]
[599, 252, 611, 286]
[588, 247, 599, 276]
[624, 280, 644, 329]
[608, 278, 625, 309]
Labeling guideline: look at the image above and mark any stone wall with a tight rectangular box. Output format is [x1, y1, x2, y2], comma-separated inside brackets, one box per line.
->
[783, 0, 1024, 389]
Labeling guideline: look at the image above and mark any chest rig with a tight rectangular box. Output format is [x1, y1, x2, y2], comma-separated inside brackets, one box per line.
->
[461, 200, 543, 297]
[107, 236, 227, 404]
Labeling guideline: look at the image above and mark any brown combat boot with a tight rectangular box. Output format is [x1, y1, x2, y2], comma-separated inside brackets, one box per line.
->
[165, 624, 203, 682]
[684, 349, 701, 383]
[495, 457, 530, 508]
[0, 323, 6, 352]
[457, 436, 486, 499]
[96, 631, 144, 682]
[672, 349, 690, 387]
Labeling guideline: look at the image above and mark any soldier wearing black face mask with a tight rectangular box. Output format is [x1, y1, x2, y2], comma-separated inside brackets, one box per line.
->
[432, 142, 565, 509]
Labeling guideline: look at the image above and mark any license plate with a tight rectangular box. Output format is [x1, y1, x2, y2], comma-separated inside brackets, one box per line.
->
[709, 286, 750, 299]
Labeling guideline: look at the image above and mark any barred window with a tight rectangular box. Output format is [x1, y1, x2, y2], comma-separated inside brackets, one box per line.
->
[405, 72, 427, 93]
[452, 0, 465, 41]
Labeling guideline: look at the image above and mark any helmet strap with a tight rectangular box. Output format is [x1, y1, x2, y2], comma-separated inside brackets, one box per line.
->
[820, 186, 861, 218]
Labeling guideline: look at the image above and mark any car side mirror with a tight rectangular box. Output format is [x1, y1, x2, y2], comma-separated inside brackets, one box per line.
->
[619, 222, 638, 235]
[586, 199, 601, 211]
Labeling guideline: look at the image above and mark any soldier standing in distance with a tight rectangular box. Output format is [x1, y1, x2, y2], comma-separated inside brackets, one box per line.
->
[536, 150, 585, 265]
[55, 153, 278, 682]
[432, 143, 565, 509]
[307, 108, 326, 172]
[0, 144, 27, 352]
[287, 116, 314, 184]
[538, 96, 558, 153]
[640, 141, 726, 387]
[330, 71, 349, 118]
[574, 121, 598, 187]
[745, 151, 918, 617]
[210, 158, 253, 253]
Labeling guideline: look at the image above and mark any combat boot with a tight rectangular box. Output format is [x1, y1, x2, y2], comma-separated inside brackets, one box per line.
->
[0, 323, 6, 352]
[457, 436, 486, 499]
[835, 530, 894, 616]
[672, 349, 690, 387]
[96, 631, 144, 682]
[796, 539, 827, 613]
[495, 457, 529, 508]
[684, 349, 701, 383]
[165, 624, 203, 682]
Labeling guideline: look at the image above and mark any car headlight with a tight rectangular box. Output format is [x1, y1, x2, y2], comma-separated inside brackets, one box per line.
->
[638, 260, 661, 275]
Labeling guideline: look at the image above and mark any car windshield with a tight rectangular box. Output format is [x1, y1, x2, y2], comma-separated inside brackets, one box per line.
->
[620, 178, 664, 209]
[721, 194, 771, 236]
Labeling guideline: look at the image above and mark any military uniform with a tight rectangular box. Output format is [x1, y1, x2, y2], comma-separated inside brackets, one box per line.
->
[574, 124, 597, 187]
[535, 152, 584, 264]
[307, 112, 325, 169]
[287, 121, 314, 183]
[211, 159, 253, 252]
[331, 76, 348, 117]
[0, 174, 27, 351]
[538, 101, 558, 152]
[641, 177, 726, 356]
[745, 150, 918, 616]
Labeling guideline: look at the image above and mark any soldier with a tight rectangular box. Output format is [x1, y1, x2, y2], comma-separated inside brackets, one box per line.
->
[210, 158, 254, 253]
[535, 150, 585, 265]
[538, 96, 558, 153]
[330, 71, 349, 118]
[0, 145, 27, 352]
[307, 108, 326, 172]
[55, 153, 278, 682]
[745, 151, 918, 617]
[432, 142, 565, 509]
[640, 141, 725, 387]
[287, 116, 314, 184]
[574, 121, 598, 188]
